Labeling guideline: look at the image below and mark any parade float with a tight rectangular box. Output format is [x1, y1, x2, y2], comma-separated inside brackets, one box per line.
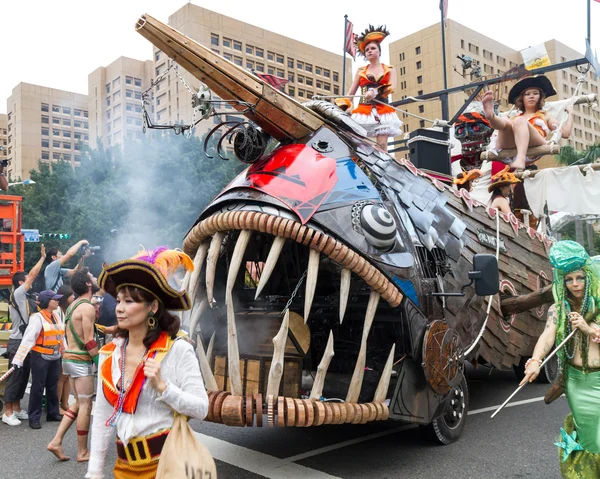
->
[134, 13, 599, 443]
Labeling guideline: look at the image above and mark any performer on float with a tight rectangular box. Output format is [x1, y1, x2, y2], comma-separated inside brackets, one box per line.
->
[482, 75, 573, 171]
[487, 163, 520, 214]
[85, 248, 208, 479]
[521, 240, 600, 478]
[342, 25, 402, 148]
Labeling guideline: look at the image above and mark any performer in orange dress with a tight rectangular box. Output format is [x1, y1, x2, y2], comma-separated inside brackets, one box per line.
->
[345, 25, 402, 148]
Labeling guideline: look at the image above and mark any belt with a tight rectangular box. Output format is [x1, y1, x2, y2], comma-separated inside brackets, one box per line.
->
[116, 429, 169, 465]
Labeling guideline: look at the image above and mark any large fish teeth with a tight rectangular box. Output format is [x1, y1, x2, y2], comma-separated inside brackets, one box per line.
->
[266, 310, 290, 399]
[226, 230, 252, 303]
[226, 289, 243, 396]
[188, 297, 208, 337]
[373, 343, 396, 403]
[304, 249, 320, 323]
[254, 236, 286, 300]
[188, 242, 208, 300]
[206, 331, 215, 364]
[196, 332, 218, 391]
[339, 268, 351, 324]
[346, 290, 380, 403]
[206, 232, 225, 307]
[309, 330, 335, 401]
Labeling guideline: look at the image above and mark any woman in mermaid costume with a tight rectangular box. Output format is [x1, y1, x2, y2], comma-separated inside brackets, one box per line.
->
[521, 240, 600, 478]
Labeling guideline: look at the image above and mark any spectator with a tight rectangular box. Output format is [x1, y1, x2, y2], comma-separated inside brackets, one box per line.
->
[0, 160, 8, 192]
[2, 245, 46, 426]
[57, 285, 75, 414]
[97, 291, 117, 328]
[44, 239, 89, 293]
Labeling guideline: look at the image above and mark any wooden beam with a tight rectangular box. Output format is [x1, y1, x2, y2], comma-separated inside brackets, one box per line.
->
[513, 163, 600, 179]
[482, 144, 561, 161]
[500, 284, 554, 316]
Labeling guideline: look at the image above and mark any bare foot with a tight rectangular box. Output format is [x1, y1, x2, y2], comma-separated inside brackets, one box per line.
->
[510, 156, 526, 171]
[77, 451, 90, 463]
[482, 91, 495, 119]
[47, 442, 70, 461]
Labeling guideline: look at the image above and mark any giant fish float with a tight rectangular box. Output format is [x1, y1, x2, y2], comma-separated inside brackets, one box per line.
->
[135, 14, 556, 443]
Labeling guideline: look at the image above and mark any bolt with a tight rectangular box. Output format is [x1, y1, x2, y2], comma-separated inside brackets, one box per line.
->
[451, 399, 455, 406]
[458, 412, 462, 419]
[452, 411, 457, 417]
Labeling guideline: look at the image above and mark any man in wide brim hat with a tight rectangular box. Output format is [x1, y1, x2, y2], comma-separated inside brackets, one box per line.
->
[488, 171, 521, 193]
[508, 75, 557, 105]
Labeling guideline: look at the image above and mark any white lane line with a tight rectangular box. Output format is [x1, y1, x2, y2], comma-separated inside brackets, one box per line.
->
[468, 395, 548, 416]
[280, 425, 415, 464]
[195, 432, 343, 479]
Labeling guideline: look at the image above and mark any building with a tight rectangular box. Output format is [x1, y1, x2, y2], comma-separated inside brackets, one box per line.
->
[389, 19, 600, 167]
[0, 114, 7, 164]
[88, 56, 154, 148]
[151, 4, 351, 138]
[5, 83, 89, 180]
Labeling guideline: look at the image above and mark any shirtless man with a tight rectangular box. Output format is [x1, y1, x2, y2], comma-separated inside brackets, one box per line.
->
[47, 268, 99, 462]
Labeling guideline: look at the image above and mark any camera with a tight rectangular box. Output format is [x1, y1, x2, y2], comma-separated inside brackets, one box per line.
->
[80, 245, 101, 255]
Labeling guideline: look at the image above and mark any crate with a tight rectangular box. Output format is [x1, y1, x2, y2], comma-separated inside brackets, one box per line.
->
[213, 354, 302, 398]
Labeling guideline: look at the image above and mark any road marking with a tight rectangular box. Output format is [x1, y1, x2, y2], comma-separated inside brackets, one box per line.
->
[195, 432, 343, 479]
[468, 395, 548, 416]
[280, 425, 415, 464]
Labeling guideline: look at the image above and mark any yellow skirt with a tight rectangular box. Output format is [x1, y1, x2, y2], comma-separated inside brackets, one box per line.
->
[114, 458, 159, 479]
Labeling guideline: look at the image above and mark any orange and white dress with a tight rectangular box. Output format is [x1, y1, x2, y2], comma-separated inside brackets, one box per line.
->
[514, 111, 550, 140]
[351, 64, 402, 137]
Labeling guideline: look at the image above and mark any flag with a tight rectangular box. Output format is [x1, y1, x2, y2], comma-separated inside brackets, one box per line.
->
[254, 72, 289, 92]
[441, 0, 448, 26]
[520, 43, 551, 70]
[345, 19, 356, 59]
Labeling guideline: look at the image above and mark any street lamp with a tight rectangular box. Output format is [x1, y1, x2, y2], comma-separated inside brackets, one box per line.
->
[8, 179, 36, 187]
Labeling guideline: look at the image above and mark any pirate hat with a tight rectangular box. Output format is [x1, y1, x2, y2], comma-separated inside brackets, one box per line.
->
[508, 75, 556, 104]
[454, 169, 482, 185]
[356, 25, 390, 55]
[488, 171, 521, 192]
[98, 247, 194, 310]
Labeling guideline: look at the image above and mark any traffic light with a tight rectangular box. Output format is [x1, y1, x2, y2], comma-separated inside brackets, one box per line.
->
[41, 233, 70, 240]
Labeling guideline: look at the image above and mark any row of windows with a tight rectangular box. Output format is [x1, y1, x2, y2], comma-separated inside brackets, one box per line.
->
[41, 139, 83, 150]
[106, 89, 142, 106]
[41, 104, 88, 117]
[106, 76, 142, 94]
[40, 115, 88, 129]
[41, 127, 89, 139]
[210, 34, 339, 80]
[41, 151, 81, 162]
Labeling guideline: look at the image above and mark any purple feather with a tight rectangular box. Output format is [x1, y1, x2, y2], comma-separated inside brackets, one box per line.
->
[135, 246, 169, 264]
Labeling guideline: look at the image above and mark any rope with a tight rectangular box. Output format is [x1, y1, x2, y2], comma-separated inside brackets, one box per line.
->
[548, 74, 585, 145]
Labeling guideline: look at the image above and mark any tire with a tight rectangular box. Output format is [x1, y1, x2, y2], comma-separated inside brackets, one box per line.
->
[424, 375, 469, 445]
[539, 355, 559, 384]
[513, 357, 528, 382]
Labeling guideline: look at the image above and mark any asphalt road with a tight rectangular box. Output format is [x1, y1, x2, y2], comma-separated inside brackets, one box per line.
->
[0, 366, 568, 479]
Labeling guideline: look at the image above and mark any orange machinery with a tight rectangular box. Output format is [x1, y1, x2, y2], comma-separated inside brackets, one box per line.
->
[0, 195, 24, 289]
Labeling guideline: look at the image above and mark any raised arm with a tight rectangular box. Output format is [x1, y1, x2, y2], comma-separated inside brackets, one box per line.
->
[59, 239, 88, 267]
[519, 305, 558, 385]
[23, 245, 46, 292]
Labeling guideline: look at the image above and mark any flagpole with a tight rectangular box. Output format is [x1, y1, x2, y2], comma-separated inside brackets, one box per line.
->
[439, 0, 449, 120]
[342, 14, 348, 96]
[587, 0, 591, 44]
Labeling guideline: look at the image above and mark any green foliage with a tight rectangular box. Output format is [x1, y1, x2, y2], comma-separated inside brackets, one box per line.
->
[13, 133, 245, 272]
[554, 143, 600, 166]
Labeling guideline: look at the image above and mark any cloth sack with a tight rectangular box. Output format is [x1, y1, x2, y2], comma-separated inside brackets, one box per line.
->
[156, 414, 217, 479]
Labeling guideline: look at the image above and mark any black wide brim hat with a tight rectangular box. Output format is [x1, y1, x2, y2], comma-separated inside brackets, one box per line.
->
[98, 259, 192, 311]
[508, 75, 557, 104]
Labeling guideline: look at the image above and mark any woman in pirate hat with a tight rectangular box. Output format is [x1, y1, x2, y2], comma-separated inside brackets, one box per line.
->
[86, 247, 208, 479]
[520, 241, 600, 478]
[482, 74, 574, 171]
[488, 162, 520, 214]
[339, 25, 402, 148]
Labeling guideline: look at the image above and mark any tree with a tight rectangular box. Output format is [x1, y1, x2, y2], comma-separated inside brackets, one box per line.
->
[554, 142, 600, 166]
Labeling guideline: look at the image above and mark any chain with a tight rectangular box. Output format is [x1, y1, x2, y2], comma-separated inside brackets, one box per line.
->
[280, 269, 308, 317]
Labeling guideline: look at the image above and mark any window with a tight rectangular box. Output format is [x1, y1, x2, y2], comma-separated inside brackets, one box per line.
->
[62, 107, 70, 115]
[288, 58, 294, 68]
[277, 69, 284, 78]
[333, 72, 339, 82]
[113, 91, 121, 101]
[255, 48, 263, 58]
[52, 105, 60, 113]
[246, 45, 254, 55]
[114, 118, 121, 129]
[233, 40, 242, 51]
[306, 91, 313, 99]
[125, 76, 133, 85]
[134, 105, 141, 114]
[84, 132, 89, 139]
[324, 69, 330, 78]
[496, 55, 506, 66]
[420, 120, 426, 128]
[334, 86, 339, 95]
[75, 155, 82, 162]
[246, 60, 254, 69]
[468, 43, 479, 55]
[298, 89, 304, 98]
[41, 103, 49, 112]
[400, 81, 407, 89]
[233, 56, 243, 66]
[42, 151, 49, 160]
[316, 67, 322, 75]
[84, 111, 88, 118]
[223, 38, 231, 48]
[267, 51, 275, 61]
[256, 63, 264, 72]
[297, 61, 303, 70]
[106, 97, 111, 107]
[211, 34, 219, 46]
[416, 61, 422, 69]
[42, 139, 49, 148]
[113, 77, 121, 88]
[63, 142, 71, 149]
[106, 123, 112, 133]
[268, 66, 275, 75]
[223, 52, 232, 61]
[305, 63, 312, 73]
[41, 127, 49, 136]
[400, 67, 406, 75]
[63, 119, 71, 127]
[417, 75, 423, 84]
[288, 72, 294, 82]
[126, 103, 133, 112]
[134, 92, 141, 100]
[315, 80, 321, 88]
[74, 132, 81, 140]
[106, 83, 111, 94]
[74, 109, 81, 117]
[53, 128, 60, 136]
[41, 115, 49, 124]
[288, 86, 295, 96]
[63, 154, 71, 161]
[415, 46, 421, 55]
[74, 120, 82, 128]
[419, 105, 425, 113]
[63, 130, 71, 138]
[461, 40, 465, 49]
[54, 140, 62, 148]
[276, 54, 284, 64]
[298, 75, 304, 84]
[324, 83, 331, 91]
[399, 52, 405, 61]
[53, 152, 61, 160]
[134, 78, 142, 87]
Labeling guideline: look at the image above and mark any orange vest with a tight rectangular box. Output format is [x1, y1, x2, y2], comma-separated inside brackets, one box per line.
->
[31, 310, 65, 355]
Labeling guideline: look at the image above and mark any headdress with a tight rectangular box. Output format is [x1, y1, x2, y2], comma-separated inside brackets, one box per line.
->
[508, 75, 557, 105]
[98, 246, 194, 310]
[549, 241, 600, 377]
[453, 169, 482, 186]
[355, 25, 391, 56]
[487, 169, 520, 192]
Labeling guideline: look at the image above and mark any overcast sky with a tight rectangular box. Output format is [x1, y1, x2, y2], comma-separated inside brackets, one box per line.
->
[1, 0, 597, 114]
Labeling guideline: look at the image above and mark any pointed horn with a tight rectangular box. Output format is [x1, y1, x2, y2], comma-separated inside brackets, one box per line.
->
[188, 297, 208, 337]
[226, 289, 243, 396]
[373, 344, 396, 403]
[346, 291, 380, 403]
[309, 331, 335, 401]
[226, 230, 252, 303]
[339, 268, 351, 324]
[206, 232, 225, 307]
[188, 242, 208, 300]
[304, 248, 320, 323]
[196, 332, 218, 391]
[206, 330, 215, 365]
[254, 236, 285, 299]
[266, 310, 290, 399]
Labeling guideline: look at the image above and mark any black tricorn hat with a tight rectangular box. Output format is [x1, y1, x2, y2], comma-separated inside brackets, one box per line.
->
[508, 75, 556, 104]
[98, 248, 193, 311]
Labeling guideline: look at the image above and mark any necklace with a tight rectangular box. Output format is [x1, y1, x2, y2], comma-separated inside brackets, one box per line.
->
[106, 338, 148, 427]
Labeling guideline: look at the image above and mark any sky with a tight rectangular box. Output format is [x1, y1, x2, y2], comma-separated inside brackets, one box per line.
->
[0, 0, 598, 114]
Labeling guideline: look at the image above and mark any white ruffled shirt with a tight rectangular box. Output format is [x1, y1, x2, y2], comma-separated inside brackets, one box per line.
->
[86, 336, 209, 478]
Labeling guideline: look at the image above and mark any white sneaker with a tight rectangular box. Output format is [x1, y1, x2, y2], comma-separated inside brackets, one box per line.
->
[2, 414, 21, 426]
[14, 410, 28, 420]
